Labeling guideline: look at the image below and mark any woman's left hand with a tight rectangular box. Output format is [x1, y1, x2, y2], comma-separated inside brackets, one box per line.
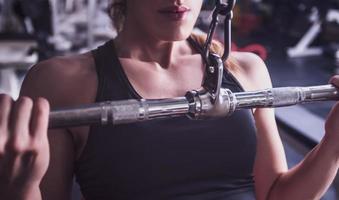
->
[324, 75, 339, 155]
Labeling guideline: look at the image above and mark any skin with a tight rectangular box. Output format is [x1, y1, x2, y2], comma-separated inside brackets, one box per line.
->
[0, 0, 339, 199]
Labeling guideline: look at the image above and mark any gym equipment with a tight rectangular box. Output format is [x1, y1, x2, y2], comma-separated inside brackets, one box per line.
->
[288, 8, 339, 58]
[49, 84, 339, 128]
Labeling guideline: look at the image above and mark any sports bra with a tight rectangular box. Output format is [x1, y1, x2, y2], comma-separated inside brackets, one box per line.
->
[75, 38, 257, 200]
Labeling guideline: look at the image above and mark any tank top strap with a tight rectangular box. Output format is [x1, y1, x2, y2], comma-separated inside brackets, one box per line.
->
[91, 42, 109, 102]
[91, 40, 135, 101]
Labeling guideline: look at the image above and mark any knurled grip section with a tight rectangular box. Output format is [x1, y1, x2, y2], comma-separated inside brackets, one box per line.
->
[271, 87, 304, 107]
[105, 100, 144, 124]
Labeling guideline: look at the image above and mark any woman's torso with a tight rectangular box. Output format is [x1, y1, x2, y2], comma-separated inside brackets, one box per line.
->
[71, 39, 257, 200]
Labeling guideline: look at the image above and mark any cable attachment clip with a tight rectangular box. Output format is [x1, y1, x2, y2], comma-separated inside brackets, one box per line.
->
[185, 0, 237, 119]
[201, 0, 236, 103]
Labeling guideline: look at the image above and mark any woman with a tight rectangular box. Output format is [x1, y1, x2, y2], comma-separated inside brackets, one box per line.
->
[1, 0, 339, 199]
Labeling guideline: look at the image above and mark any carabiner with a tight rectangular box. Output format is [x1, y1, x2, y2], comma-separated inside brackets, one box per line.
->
[203, 0, 236, 64]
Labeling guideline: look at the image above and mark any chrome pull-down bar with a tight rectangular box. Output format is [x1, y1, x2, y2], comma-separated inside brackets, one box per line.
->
[49, 84, 339, 129]
[47, 0, 339, 129]
[49, 98, 189, 128]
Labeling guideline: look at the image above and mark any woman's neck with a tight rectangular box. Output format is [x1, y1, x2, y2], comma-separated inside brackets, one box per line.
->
[114, 27, 193, 69]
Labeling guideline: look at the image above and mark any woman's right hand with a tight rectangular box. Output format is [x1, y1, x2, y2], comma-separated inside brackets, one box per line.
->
[0, 94, 50, 199]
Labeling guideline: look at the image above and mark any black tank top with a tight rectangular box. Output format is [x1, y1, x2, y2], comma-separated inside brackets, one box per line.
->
[75, 39, 257, 200]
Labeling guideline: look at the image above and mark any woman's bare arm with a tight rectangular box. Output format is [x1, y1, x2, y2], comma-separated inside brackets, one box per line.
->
[231, 52, 339, 200]
[19, 55, 96, 200]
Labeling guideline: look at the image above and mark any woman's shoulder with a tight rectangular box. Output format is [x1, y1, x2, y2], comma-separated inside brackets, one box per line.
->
[228, 51, 273, 91]
[32, 53, 95, 78]
[20, 53, 97, 108]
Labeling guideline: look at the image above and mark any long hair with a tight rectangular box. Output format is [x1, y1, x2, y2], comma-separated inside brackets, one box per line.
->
[190, 34, 239, 71]
[108, 0, 126, 32]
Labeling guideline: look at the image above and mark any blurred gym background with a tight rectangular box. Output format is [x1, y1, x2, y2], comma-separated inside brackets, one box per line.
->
[0, 0, 339, 199]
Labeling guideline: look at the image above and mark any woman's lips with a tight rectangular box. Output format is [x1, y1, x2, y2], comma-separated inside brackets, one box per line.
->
[158, 6, 191, 21]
